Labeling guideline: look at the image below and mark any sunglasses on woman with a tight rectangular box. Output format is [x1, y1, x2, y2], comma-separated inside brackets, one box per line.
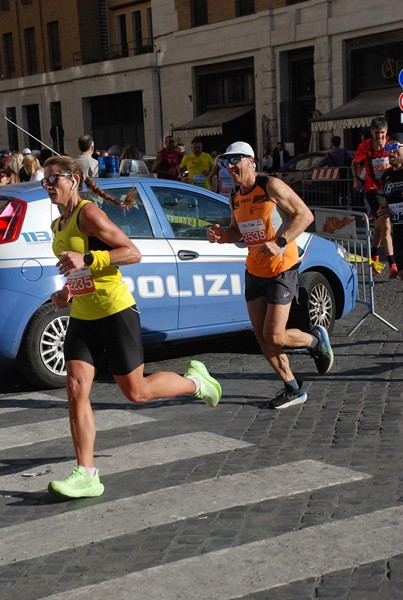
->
[41, 173, 72, 188]
[385, 143, 403, 152]
[220, 155, 250, 168]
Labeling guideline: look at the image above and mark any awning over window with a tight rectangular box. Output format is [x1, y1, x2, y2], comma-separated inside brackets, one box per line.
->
[173, 106, 253, 138]
[310, 88, 400, 132]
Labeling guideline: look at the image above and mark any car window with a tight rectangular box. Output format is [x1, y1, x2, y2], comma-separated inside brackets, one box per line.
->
[152, 186, 231, 239]
[80, 187, 153, 238]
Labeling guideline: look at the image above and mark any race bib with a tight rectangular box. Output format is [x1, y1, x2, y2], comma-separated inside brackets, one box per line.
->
[67, 268, 96, 296]
[371, 157, 389, 180]
[238, 218, 268, 246]
[389, 201, 403, 225]
[193, 174, 206, 186]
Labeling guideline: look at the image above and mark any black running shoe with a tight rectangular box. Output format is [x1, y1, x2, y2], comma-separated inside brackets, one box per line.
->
[309, 325, 334, 375]
[269, 382, 307, 410]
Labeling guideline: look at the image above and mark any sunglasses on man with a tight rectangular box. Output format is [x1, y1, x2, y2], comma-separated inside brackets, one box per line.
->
[385, 143, 403, 152]
[220, 154, 250, 168]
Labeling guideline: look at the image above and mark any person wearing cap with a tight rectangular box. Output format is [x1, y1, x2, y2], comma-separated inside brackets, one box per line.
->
[378, 132, 403, 281]
[179, 137, 214, 189]
[352, 117, 397, 279]
[207, 141, 334, 409]
[22, 148, 31, 156]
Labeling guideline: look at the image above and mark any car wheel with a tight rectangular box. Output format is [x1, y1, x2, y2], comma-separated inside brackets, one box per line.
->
[18, 303, 69, 389]
[289, 272, 335, 334]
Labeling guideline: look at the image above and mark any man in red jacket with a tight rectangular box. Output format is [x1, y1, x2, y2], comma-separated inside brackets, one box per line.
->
[352, 117, 397, 278]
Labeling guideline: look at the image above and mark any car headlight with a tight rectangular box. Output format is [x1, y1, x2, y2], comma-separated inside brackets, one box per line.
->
[335, 243, 349, 261]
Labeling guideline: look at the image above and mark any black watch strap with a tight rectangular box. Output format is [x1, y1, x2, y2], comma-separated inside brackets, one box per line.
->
[276, 236, 287, 248]
[84, 251, 94, 266]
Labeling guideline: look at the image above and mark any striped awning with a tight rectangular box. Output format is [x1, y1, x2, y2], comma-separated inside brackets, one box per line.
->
[310, 88, 400, 132]
[173, 106, 253, 138]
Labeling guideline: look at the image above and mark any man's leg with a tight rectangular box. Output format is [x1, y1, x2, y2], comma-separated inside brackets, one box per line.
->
[247, 298, 309, 409]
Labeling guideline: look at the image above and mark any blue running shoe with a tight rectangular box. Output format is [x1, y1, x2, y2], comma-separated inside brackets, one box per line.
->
[269, 382, 307, 410]
[310, 325, 333, 375]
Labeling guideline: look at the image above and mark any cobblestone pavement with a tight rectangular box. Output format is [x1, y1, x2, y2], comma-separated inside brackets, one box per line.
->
[0, 273, 402, 599]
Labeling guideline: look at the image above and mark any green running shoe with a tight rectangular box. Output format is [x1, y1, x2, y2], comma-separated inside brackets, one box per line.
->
[184, 360, 222, 408]
[48, 466, 105, 499]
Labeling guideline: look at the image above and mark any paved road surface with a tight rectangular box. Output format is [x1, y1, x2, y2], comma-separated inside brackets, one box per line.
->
[0, 273, 402, 599]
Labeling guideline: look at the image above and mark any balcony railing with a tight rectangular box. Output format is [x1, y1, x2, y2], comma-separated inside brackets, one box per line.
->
[73, 40, 154, 66]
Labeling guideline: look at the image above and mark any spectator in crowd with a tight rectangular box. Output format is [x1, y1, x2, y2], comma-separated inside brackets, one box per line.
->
[261, 147, 273, 173]
[207, 141, 333, 410]
[152, 136, 181, 180]
[0, 148, 11, 163]
[351, 117, 397, 278]
[179, 137, 214, 189]
[22, 147, 31, 156]
[22, 153, 44, 181]
[176, 143, 186, 163]
[120, 144, 143, 163]
[272, 141, 290, 171]
[0, 160, 11, 185]
[107, 145, 123, 157]
[318, 136, 352, 171]
[8, 151, 23, 183]
[76, 134, 99, 178]
[99, 149, 108, 156]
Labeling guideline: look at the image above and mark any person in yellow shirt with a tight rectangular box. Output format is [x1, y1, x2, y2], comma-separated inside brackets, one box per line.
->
[43, 155, 221, 499]
[179, 137, 214, 189]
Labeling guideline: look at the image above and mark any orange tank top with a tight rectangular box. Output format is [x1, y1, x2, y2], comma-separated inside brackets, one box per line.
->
[231, 175, 299, 277]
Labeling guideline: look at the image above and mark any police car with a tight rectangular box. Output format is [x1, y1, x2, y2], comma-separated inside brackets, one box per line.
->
[0, 178, 357, 388]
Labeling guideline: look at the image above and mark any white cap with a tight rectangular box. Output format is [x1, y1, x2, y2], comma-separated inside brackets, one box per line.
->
[222, 141, 254, 159]
[22, 148, 31, 155]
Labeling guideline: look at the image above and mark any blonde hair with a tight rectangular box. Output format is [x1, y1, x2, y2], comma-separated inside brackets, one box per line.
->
[44, 155, 136, 208]
[22, 154, 42, 173]
[9, 151, 23, 176]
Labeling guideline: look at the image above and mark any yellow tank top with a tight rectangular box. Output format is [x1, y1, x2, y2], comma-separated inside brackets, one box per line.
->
[52, 199, 135, 320]
[232, 175, 299, 277]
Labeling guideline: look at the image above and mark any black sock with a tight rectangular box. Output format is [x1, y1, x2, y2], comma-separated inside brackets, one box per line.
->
[371, 247, 380, 259]
[285, 379, 300, 392]
[387, 255, 396, 266]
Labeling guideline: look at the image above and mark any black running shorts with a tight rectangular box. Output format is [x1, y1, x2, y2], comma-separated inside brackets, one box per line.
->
[64, 305, 144, 375]
[245, 267, 299, 305]
[365, 190, 384, 218]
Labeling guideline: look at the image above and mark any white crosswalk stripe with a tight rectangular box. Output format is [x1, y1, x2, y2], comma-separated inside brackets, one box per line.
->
[1, 431, 252, 493]
[0, 392, 67, 415]
[42, 506, 403, 600]
[0, 460, 369, 567]
[0, 409, 154, 450]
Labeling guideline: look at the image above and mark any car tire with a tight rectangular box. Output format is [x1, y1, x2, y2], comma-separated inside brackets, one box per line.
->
[18, 303, 69, 389]
[289, 272, 336, 334]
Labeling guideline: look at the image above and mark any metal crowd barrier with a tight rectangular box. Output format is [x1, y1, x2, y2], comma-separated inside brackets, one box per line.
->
[313, 207, 398, 336]
[283, 167, 366, 210]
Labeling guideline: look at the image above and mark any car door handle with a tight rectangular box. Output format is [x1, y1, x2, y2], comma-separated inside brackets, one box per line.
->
[178, 250, 199, 261]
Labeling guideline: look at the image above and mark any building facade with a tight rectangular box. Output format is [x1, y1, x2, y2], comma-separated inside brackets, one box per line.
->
[0, 0, 402, 161]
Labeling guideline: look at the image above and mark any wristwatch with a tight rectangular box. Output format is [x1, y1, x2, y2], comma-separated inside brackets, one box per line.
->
[83, 251, 94, 266]
[276, 236, 288, 248]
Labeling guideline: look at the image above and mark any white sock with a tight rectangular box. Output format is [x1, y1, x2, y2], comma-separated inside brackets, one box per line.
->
[187, 376, 200, 394]
[79, 465, 96, 477]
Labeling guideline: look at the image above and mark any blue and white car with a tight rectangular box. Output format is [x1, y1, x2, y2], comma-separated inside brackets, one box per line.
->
[0, 178, 357, 388]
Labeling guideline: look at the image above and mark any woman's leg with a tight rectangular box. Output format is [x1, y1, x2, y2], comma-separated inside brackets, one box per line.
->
[66, 359, 96, 467]
[114, 363, 197, 404]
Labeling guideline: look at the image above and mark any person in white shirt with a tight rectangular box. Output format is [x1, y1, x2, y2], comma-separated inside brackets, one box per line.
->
[76, 134, 99, 178]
